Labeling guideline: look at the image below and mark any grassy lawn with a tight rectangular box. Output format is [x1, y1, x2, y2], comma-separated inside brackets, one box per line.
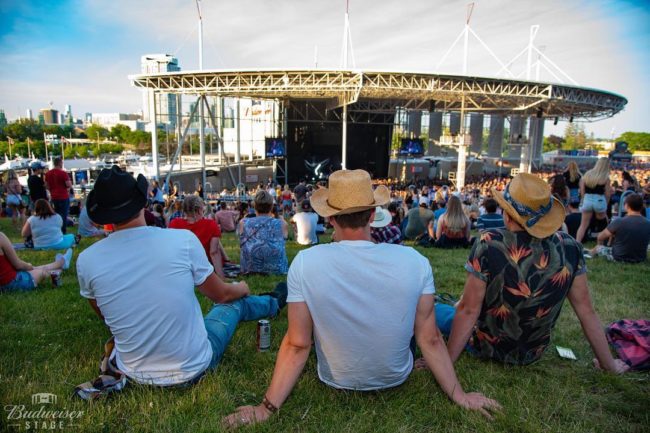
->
[1, 218, 648, 433]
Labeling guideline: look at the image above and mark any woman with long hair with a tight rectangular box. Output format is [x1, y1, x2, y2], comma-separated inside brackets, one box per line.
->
[563, 161, 582, 206]
[549, 174, 570, 206]
[166, 199, 183, 225]
[576, 158, 611, 243]
[434, 195, 471, 248]
[4, 169, 26, 229]
[21, 199, 76, 250]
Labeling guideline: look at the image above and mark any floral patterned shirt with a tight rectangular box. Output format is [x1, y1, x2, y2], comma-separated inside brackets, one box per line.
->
[464, 229, 586, 365]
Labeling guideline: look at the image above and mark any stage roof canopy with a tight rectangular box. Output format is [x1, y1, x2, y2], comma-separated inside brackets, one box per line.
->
[130, 69, 627, 121]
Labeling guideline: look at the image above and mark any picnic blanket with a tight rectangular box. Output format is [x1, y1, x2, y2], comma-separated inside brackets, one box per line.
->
[12, 243, 30, 251]
[606, 319, 650, 371]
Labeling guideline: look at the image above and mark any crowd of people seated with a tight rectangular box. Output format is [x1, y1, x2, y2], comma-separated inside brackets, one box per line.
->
[1, 158, 648, 428]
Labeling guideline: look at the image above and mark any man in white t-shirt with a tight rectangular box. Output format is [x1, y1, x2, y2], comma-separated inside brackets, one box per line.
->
[290, 200, 318, 245]
[78, 166, 287, 386]
[224, 170, 500, 427]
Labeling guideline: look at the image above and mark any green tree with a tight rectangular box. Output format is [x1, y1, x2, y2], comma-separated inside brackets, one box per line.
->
[543, 134, 565, 152]
[127, 130, 151, 149]
[85, 124, 110, 141]
[110, 124, 132, 143]
[615, 132, 650, 152]
[2, 119, 44, 141]
[563, 123, 588, 150]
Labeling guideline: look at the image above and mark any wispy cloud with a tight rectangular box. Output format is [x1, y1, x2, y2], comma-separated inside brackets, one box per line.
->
[0, 0, 648, 137]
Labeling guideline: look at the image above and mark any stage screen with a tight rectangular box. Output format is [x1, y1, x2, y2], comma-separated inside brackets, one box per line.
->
[74, 171, 88, 184]
[265, 137, 286, 158]
[399, 138, 424, 156]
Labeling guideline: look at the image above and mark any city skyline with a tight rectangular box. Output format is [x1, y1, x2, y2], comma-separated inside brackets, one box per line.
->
[1, 0, 648, 138]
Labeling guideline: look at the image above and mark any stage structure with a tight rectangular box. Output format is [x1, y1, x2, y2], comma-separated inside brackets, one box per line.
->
[131, 68, 626, 188]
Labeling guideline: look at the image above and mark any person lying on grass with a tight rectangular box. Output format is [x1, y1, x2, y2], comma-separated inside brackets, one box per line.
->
[428, 173, 629, 374]
[0, 232, 71, 292]
[223, 170, 501, 428]
[77, 166, 287, 387]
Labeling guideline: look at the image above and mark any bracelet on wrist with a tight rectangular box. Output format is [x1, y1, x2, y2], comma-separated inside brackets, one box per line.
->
[262, 396, 278, 414]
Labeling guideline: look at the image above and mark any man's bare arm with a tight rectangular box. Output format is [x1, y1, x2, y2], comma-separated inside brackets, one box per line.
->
[197, 273, 249, 304]
[87, 298, 105, 323]
[446, 274, 486, 362]
[596, 228, 612, 245]
[567, 274, 628, 374]
[222, 302, 313, 427]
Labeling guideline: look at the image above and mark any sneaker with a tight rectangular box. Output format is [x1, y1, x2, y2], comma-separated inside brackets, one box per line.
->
[261, 282, 288, 311]
[56, 248, 73, 270]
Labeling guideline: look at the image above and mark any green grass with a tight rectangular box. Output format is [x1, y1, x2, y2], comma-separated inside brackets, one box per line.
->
[1, 219, 648, 433]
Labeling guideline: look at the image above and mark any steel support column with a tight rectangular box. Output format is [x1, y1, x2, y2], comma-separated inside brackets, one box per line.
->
[149, 91, 160, 179]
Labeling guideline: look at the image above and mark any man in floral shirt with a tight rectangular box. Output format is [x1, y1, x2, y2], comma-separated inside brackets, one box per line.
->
[441, 173, 628, 373]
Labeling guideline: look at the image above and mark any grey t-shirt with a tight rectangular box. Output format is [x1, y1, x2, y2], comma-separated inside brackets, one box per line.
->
[28, 214, 63, 247]
[608, 215, 650, 263]
[405, 207, 434, 239]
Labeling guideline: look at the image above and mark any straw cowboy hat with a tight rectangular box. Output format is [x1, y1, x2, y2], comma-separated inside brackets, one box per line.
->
[370, 206, 392, 228]
[311, 170, 390, 217]
[493, 173, 565, 239]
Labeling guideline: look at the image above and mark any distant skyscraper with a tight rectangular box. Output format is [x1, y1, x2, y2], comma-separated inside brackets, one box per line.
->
[64, 104, 73, 124]
[140, 54, 180, 127]
[40, 108, 59, 125]
[26, 109, 33, 120]
[0, 110, 7, 128]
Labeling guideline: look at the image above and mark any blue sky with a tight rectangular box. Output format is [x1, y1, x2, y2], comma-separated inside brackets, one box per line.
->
[0, 0, 648, 138]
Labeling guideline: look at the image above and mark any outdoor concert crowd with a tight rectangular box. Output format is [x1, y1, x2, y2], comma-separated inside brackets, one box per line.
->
[1, 157, 649, 428]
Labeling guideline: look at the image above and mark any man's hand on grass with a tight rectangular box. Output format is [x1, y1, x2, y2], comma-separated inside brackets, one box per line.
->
[593, 358, 630, 374]
[453, 392, 503, 420]
[222, 404, 272, 429]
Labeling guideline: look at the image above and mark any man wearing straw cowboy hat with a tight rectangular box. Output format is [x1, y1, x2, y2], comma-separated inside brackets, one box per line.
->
[224, 170, 501, 428]
[440, 173, 628, 373]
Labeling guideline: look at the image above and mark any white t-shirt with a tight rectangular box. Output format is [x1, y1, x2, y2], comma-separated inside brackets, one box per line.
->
[77, 226, 214, 385]
[78, 207, 102, 237]
[287, 241, 435, 391]
[28, 214, 63, 247]
[291, 211, 318, 245]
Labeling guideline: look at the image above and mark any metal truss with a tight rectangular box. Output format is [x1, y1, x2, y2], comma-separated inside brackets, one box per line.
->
[130, 69, 626, 120]
[285, 99, 399, 125]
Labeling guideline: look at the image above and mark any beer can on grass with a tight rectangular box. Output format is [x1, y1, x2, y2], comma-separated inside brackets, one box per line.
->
[257, 320, 271, 352]
[50, 270, 62, 287]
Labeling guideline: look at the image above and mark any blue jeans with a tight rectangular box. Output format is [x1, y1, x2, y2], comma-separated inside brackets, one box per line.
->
[0, 271, 36, 293]
[203, 294, 279, 370]
[52, 199, 70, 234]
[435, 303, 456, 337]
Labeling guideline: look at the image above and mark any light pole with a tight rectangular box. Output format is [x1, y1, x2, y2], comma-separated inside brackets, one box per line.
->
[43, 132, 49, 162]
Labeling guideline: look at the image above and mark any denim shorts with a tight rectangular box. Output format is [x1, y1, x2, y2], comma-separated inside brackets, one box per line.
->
[0, 271, 36, 292]
[580, 193, 607, 213]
